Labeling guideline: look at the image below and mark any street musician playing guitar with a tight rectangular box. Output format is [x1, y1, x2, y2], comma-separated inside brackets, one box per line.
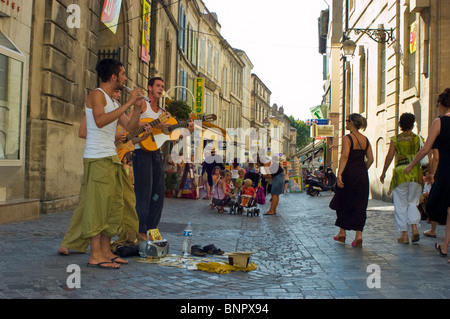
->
[128, 77, 194, 241]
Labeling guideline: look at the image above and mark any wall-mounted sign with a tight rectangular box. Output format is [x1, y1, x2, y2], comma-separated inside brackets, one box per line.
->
[310, 105, 323, 119]
[306, 119, 328, 126]
[194, 77, 204, 115]
[315, 124, 334, 138]
[0, 0, 21, 15]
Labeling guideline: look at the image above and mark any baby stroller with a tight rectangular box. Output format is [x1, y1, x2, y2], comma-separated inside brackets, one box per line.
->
[231, 172, 262, 217]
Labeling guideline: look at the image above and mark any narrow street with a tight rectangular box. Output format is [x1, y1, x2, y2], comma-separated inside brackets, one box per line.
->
[0, 190, 448, 304]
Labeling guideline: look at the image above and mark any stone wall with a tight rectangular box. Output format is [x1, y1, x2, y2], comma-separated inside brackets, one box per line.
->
[27, 0, 148, 214]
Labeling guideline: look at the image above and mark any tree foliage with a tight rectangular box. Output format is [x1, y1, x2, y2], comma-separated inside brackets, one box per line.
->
[289, 115, 312, 152]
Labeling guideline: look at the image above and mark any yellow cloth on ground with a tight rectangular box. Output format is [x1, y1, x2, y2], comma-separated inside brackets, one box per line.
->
[196, 262, 257, 274]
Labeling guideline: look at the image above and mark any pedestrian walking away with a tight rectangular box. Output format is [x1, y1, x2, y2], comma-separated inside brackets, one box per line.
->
[330, 113, 374, 248]
[405, 88, 450, 263]
[380, 113, 424, 244]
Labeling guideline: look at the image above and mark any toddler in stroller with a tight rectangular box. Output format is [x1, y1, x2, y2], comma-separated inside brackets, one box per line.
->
[231, 172, 261, 216]
[212, 170, 236, 213]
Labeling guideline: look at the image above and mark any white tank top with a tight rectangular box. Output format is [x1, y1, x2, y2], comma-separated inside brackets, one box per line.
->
[134, 100, 162, 150]
[84, 88, 119, 159]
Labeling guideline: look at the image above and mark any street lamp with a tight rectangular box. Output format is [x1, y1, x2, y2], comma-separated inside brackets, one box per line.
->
[342, 38, 357, 57]
[263, 117, 270, 127]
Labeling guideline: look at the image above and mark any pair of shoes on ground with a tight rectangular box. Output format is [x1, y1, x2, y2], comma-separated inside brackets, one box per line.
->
[191, 244, 224, 256]
[397, 230, 420, 244]
[333, 235, 362, 247]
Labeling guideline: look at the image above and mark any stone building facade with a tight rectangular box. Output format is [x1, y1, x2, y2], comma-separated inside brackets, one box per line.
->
[0, 0, 294, 223]
[20, 0, 150, 218]
[0, 0, 36, 223]
[322, 0, 450, 201]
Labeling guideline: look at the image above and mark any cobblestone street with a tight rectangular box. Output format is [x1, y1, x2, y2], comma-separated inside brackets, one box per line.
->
[0, 191, 449, 307]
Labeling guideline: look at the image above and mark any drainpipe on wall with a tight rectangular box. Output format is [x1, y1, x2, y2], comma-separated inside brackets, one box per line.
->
[342, 0, 349, 136]
[175, 0, 180, 100]
[394, 0, 400, 137]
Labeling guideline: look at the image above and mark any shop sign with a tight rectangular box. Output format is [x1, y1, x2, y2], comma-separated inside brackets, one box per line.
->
[0, 0, 20, 12]
[194, 77, 204, 115]
[310, 105, 323, 119]
[315, 124, 334, 138]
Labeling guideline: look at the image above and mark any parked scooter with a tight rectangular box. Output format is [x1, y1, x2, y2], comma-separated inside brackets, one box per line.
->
[305, 167, 336, 196]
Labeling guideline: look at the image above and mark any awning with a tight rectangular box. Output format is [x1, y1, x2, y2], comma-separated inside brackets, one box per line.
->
[293, 139, 325, 158]
[303, 148, 323, 162]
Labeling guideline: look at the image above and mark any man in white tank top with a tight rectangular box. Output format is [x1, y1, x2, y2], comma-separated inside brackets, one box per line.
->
[58, 90, 140, 261]
[129, 77, 194, 241]
[128, 77, 169, 241]
[71, 59, 145, 269]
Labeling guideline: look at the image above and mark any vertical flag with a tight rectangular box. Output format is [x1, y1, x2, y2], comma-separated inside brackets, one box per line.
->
[141, 0, 151, 63]
[194, 78, 204, 115]
[101, 0, 123, 34]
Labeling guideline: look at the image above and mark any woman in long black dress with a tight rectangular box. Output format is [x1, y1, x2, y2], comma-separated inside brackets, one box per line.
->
[330, 114, 374, 247]
[405, 89, 450, 262]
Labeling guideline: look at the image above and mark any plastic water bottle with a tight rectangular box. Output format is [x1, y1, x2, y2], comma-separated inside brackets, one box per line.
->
[182, 222, 193, 257]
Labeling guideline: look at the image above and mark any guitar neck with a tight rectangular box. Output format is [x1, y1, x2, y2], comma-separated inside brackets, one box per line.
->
[168, 116, 207, 132]
[169, 121, 189, 131]
[125, 118, 162, 142]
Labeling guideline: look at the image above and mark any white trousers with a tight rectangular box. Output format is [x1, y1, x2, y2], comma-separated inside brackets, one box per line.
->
[392, 182, 422, 232]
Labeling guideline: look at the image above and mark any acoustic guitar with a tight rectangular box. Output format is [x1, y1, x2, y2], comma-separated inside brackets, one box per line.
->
[115, 112, 171, 161]
[139, 114, 217, 152]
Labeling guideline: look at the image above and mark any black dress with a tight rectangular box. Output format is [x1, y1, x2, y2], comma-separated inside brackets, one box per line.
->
[426, 116, 450, 225]
[330, 134, 370, 231]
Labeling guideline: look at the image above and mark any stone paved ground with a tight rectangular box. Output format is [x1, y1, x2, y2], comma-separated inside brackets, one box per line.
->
[0, 191, 448, 307]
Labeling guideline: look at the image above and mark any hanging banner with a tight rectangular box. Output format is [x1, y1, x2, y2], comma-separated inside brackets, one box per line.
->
[141, 0, 151, 63]
[101, 0, 123, 34]
[194, 77, 204, 115]
[409, 21, 417, 54]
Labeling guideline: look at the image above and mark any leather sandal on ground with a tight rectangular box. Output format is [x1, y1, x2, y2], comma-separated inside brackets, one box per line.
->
[191, 245, 207, 256]
[411, 230, 420, 243]
[435, 243, 448, 256]
[203, 244, 224, 255]
[423, 230, 437, 238]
